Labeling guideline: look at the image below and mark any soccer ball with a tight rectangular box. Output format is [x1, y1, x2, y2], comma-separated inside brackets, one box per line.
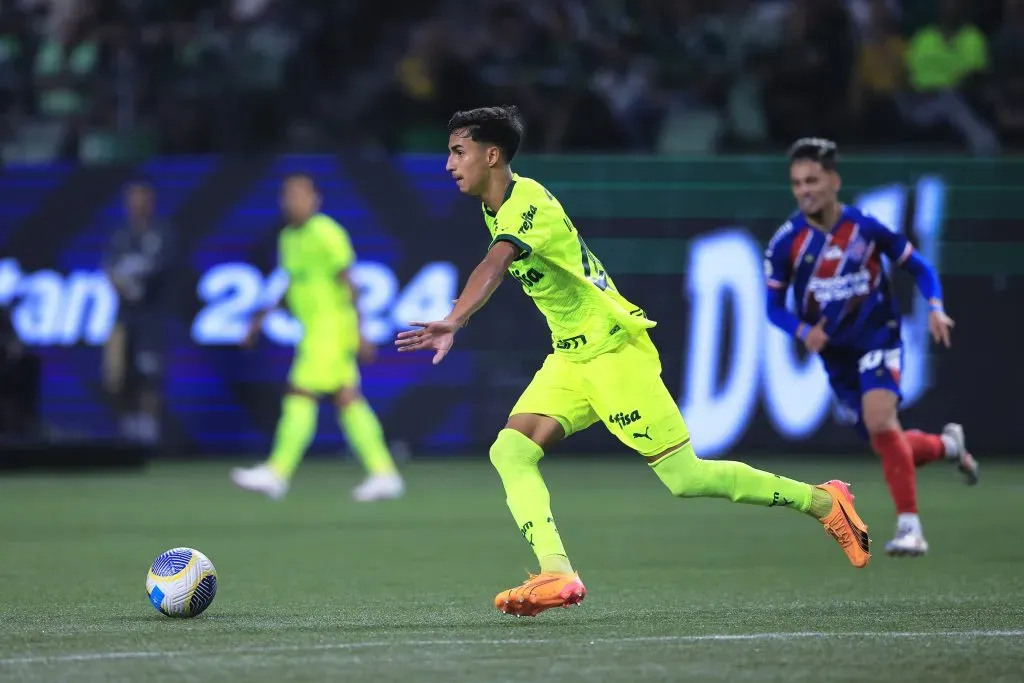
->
[145, 547, 218, 618]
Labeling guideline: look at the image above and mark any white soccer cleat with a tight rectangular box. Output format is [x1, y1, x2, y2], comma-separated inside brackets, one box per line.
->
[352, 474, 405, 502]
[885, 524, 929, 557]
[942, 423, 979, 485]
[230, 464, 289, 500]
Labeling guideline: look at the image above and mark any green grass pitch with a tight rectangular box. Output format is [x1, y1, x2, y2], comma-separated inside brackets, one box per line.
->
[1, 456, 1022, 683]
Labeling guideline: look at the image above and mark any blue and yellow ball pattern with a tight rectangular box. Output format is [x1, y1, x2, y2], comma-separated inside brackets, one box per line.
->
[145, 547, 218, 618]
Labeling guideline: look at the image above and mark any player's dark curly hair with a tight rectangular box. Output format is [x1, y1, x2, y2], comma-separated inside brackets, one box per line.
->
[788, 138, 839, 171]
[447, 105, 524, 162]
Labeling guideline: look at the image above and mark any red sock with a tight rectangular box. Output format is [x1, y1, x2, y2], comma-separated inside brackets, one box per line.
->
[905, 430, 945, 467]
[870, 428, 917, 514]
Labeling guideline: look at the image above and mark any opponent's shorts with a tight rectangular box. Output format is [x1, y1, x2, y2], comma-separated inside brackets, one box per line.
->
[820, 344, 904, 440]
[288, 331, 359, 395]
[510, 331, 689, 457]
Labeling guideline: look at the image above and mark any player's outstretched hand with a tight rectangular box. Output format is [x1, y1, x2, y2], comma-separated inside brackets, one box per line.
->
[929, 309, 954, 348]
[804, 317, 829, 354]
[395, 320, 459, 365]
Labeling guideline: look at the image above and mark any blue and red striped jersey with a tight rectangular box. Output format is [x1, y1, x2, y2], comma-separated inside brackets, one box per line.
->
[764, 204, 912, 348]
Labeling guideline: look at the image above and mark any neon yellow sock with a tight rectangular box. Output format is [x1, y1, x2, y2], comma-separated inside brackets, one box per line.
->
[267, 394, 318, 479]
[650, 441, 814, 515]
[340, 399, 397, 476]
[809, 487, 834, 518]
[489, 429, 572, 571]
[539, 554, 574, 574]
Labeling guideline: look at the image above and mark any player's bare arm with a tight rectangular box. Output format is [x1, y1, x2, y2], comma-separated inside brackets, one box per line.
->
[243, 287, 288, 348]
[928, 308, 954, 348]
[918, 287, 953, 349]
[395, 240, 518, 364]
[446, 240, 519, 326]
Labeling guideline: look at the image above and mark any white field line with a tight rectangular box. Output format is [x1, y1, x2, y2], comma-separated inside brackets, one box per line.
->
[2, 630, 1023, 667]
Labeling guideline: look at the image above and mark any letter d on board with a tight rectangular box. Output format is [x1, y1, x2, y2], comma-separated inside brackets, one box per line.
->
[679, 230, 760, 457]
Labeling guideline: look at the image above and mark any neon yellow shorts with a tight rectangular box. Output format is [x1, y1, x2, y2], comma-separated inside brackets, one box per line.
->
[510, 332, 690, 457]
[287, 332, 359, 395]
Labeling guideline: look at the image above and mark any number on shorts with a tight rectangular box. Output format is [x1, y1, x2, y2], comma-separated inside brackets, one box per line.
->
[858, 349, 901, 375]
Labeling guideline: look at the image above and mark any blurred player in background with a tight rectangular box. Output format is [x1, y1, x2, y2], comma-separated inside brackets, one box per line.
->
[765, 138, 979, 557]
[0, 304, 40, 440]
[231, 174, 403, 502]
[397, 106, 872, 618]
[103, 181, 174, 445]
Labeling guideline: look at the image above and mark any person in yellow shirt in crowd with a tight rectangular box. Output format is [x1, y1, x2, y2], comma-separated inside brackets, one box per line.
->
[900, 0, 998, 154]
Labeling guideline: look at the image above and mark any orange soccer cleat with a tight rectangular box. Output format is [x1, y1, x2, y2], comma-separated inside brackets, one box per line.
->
[817, 480, 871, 568]
[494, 572, 586, 617]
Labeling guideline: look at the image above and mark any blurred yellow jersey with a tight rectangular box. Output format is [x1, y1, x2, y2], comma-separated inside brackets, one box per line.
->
[278, 213, 357, 337]
[484, 173, 655, 361]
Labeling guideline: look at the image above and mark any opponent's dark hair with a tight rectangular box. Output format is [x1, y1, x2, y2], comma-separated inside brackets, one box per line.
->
[447, 105, 524, 162]
[788, 137, 839, 171]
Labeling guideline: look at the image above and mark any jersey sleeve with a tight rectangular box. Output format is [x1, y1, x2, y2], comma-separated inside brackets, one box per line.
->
[764, 221, 794, 290]
[489, 195, 549, 260]
[316, 216, 356, 273]
[863, 215, 912, 265]
[963, 26, 989, 71]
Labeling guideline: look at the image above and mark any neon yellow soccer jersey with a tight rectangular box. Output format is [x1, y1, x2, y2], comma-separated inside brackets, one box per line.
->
[278, 213, 357, 337]
[484, 173, 655, 361]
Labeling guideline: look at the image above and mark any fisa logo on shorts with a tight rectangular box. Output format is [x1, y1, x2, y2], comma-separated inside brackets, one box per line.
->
[609, 410, 642, 429]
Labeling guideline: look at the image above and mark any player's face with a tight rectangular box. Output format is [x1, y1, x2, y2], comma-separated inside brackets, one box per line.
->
[446, 130, 494, 196]
[790, 160, 839, 215]
[281, 178, 320, 221]
[125, 185, 154, 220]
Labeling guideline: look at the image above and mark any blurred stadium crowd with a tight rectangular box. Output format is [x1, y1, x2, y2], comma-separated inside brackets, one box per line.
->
[0, 0, 1022, 161]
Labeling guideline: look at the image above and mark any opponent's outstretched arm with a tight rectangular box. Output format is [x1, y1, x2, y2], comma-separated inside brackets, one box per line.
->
[898, 249, 954, 347]
[899, 249, 943, 310]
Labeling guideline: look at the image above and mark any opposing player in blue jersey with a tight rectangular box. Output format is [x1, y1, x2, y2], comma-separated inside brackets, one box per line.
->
[764, 138, 979, 557]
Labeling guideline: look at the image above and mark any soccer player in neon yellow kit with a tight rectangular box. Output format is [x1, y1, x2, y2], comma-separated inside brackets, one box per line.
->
[396, 106, 872, 617]
[231, 174, 403, 502]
